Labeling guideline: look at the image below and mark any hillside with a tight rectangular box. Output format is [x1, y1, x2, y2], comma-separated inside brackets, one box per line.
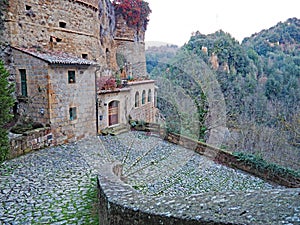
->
[147, 18, 300, 170]
[146, 44, 179, 73]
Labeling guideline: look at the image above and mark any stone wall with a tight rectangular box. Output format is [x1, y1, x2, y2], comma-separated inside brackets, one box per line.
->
[127, 80, 157, 123]
[98, 89, 131, 130]
[49, 65, 97, 144]
[4, 0, 118, 71]
[12, 48, 51, 124]
[115, 16, 147, 77]
[116, 41, 147, 77]
[6, 0, 99, 59]
[0, 1, 14, 82]
[0, 1, 8, 46]
[165, 132, 300, 188]
[98, 162, 300, 225]
[11, 49, 97, 144]
[9, 127, 53, 159]
[98, 80, 157, 130]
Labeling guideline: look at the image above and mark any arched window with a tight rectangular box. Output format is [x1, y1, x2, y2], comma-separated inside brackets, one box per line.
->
[142, 90, 146, 105]
[148, 89, 152, 103]
[135, 92, 139, 107]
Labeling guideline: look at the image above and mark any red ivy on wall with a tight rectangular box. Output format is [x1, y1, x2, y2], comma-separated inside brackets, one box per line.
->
[113, 0, 151, 30]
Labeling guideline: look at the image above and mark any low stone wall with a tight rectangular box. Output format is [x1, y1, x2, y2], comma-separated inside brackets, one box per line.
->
[98, 162, 300, 225]
[128, 122, 300, 187]
[165, 132, 300, 188]
[9, 128, 53, 159]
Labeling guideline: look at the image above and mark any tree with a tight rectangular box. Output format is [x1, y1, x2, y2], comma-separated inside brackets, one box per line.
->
[0, 60, 14, 163]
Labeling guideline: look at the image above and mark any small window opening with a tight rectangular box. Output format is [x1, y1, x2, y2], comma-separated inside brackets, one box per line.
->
[106, 48, 111, 67]
[69, 107, 77, 121]
[148, 89, 152, 102]
[142, 90, 146, 105]
[135, 92, 140, 107]
[50, 36, 62, 43]
[68, 71, 76, 83]
[25, 5, 31, 10]
[82, 54, 88, 59]
[59, 21, 67, 28]
[19, 69, 28, 97]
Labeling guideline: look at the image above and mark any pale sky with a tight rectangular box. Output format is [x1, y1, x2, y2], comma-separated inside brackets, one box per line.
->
[145, 0, 300, 46]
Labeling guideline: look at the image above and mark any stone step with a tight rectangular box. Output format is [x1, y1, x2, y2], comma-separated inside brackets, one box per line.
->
[102, 124, 129, 136]
[111, 127, 129, 136]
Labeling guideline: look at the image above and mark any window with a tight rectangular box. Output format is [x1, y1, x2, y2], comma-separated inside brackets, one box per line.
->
[69, 107, 77, 121]
[50, 36, 62, 43]
[135, 92, 139, 107]
[68, 70, 76, 83]
[59, 21, 66, 28]
[19, 69, 27, 96]
[148, 89, 152, 102]
[142, 90, 146, 104]
[154, 90, 158, 107]
[82, 54, 88, 59]
[106, 48, 110, 67]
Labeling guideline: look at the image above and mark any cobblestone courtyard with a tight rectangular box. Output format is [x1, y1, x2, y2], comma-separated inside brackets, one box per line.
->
[0, 132, 291, 224]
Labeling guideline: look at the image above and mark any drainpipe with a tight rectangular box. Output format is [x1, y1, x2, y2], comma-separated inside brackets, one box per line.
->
[95, 66, 101, 134]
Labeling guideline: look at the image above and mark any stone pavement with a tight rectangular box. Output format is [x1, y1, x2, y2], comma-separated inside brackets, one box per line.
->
[100, 132, 281, 196]
[0, 138, 104, 225]
[0, 131, 294, 225]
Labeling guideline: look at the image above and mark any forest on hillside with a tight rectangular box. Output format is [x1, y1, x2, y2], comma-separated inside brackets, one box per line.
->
[147, 18, 300, 170]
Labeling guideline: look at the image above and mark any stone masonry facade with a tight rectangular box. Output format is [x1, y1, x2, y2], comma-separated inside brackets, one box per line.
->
[12, 47, 97, 144]
[98, 80, 157, 131]
[115, 15, 147, 77]
[1, 0, 157, 145]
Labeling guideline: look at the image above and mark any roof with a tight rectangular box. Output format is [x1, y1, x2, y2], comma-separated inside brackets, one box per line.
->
[12, 47, 99, 66]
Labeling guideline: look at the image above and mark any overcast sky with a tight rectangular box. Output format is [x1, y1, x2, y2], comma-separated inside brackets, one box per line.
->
[145, 0, 300, 46]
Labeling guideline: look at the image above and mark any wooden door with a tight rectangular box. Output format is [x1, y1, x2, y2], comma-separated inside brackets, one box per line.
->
[108, 101, 119, 126]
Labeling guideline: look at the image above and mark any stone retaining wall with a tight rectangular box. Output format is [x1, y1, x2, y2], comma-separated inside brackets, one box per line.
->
[98, 162, 300, 225]
[165, 132, 300, 188]
[9, 127, 53, 159]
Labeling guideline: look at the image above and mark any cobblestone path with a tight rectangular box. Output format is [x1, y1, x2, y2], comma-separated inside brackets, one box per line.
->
[0, 138, 103, 225]
[100, 131, 281, 196]
[0, 131, 283, 224]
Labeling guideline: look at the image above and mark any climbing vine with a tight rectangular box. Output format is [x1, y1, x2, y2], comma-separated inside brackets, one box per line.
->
[113, 0, 151, 30]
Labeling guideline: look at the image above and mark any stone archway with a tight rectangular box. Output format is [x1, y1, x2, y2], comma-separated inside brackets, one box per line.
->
[108, 101, 119, 126]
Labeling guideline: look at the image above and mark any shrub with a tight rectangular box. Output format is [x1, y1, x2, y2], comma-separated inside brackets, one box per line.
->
[113, 0, 151, 30]
[0, 60, 14, 163]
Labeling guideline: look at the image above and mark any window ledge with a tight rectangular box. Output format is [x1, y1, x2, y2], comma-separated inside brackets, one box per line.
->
[17, 95, 29, 103]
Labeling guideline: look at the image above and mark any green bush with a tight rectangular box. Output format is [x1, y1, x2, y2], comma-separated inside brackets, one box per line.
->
[233, 152, 300, 178]
[0, 60, 14, 163]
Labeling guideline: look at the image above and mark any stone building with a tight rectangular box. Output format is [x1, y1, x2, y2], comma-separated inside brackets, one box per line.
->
[12, 47, 98, 144]
[98, 80, 157, 131]
[1, 0, 157, 144]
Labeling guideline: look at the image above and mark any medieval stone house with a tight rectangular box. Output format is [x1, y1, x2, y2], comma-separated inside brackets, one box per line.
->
[12, 47, 98, 144]
[98, 80, 157, 130]
[0, 0, 157, 144]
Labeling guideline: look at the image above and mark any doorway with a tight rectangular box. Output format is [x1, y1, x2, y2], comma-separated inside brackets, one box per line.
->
[108, 101, 119, 126]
